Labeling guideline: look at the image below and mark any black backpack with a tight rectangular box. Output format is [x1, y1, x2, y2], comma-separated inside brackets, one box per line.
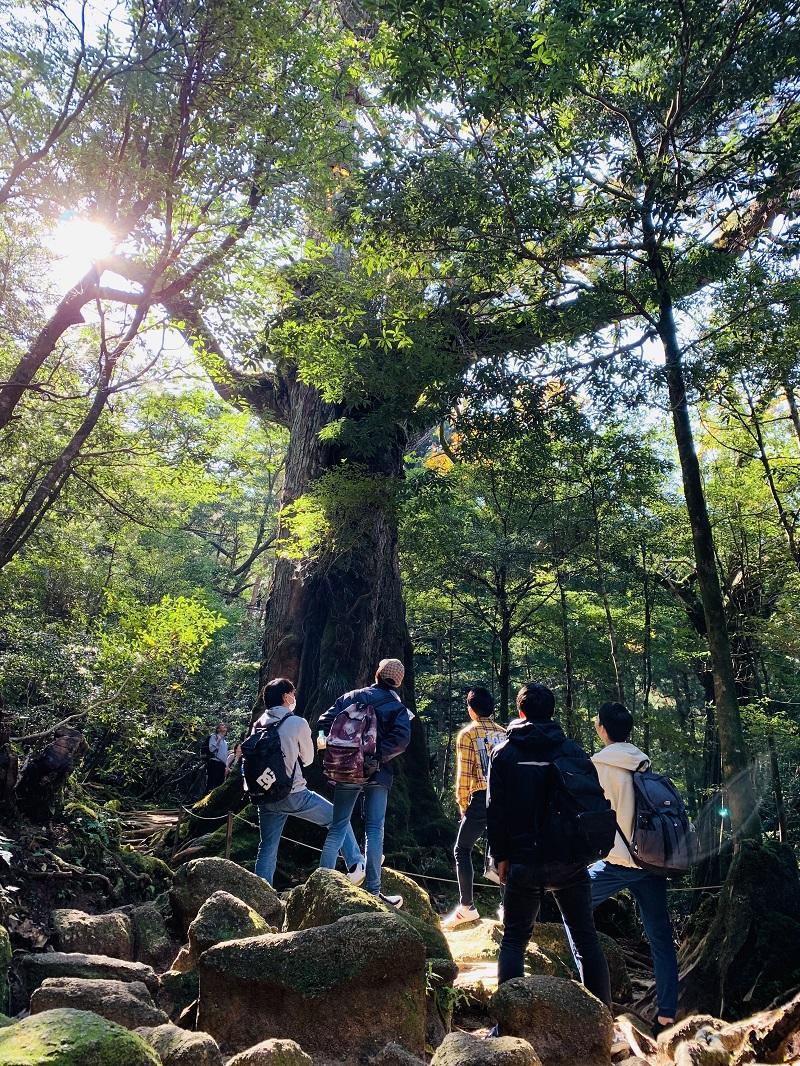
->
[539, 751, 617, 866]
[241, 716, 293, 804]
[616, 764, 698, 876]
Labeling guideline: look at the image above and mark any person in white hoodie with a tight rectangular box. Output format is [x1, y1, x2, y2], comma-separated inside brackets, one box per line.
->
[251, 677, 365, 887]
[590, 702, 679, 1031]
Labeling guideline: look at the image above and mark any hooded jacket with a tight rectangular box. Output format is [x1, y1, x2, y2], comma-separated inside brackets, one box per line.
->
[251, 705, 314, 795]
[592, 742, 650, 868]
[486, 717, 595, 884]
[317, 682, 412, 789]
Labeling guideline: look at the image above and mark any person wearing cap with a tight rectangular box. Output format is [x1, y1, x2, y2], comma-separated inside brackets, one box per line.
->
[318, 658, 412, 907]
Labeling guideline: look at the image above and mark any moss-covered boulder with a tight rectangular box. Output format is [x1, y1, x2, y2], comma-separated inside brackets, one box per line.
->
[19, 951, 160, 997]
[136, 1022, 223, 1066]
[156, 969, 199, 1023]
[491, 976, 613, 1066]
[0, 1007, 161, 1065]
[507, 921, 631, 1002]
[431, 1031, 542, 1065]
[284, 869, 453, 965]
[283, 868, 385, 930]
[51, 910, 133, 960]
[197, 912, 427, 1060]
[380, 869, 439, 925]
[122, 850, 174, 893]
[226, 1038, 313, 1065]
[0, 925, 10, 1014]
[129, 903, 181, 972]
[30, 977, 168, 1030]
[170, 858, 283, 935]
[188, 891, 270, 963]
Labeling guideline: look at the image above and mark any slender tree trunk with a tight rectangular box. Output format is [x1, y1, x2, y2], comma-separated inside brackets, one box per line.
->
[783, 380, 800, 451]
[557, 569, 576, 738]
[0, 353, 117, 568]
[641, 537, 653, 752]
[655, 283, 761, 839]
[741, 383, 800, 571]
[589, 484, 625, 702]
[0, 270, 98, 431]
[497, 568, 511, 723]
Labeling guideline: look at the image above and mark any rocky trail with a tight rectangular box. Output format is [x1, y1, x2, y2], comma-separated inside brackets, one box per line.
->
[0, 853, 799, 1066]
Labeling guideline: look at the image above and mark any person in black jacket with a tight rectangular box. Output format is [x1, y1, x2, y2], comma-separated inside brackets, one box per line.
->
[487, 682, 611, 1008]
[318, 658, 412, 907]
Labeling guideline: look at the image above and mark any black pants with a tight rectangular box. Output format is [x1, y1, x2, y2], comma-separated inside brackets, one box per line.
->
[454, 790, 488, 906]
[498, 863, 612, 1008]
[206, 759, 225, 792]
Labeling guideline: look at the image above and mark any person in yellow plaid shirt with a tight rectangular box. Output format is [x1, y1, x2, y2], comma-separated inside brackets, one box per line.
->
[443, 687, 506, 928]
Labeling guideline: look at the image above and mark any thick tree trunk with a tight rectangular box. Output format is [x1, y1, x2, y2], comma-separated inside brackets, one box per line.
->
[656, 293, 761, 840]
[258, 379, 448, 847]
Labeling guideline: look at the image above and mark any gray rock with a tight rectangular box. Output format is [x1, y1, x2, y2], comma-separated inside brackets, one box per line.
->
[370, 1043, 427, 1065]
[129, 903, 181, 972]
[227, 1038, 314, 1065]
[19, 951, 160, 996]
[0, 1007, 161, 1065]
[491, 976, 613, 1066]
[30, 976, 168, 1030]
[198, 911, 427, 1060]
[157, 969, 199, 1023]
[52, 909, 133, 960]
[136, 1022, 224, 1066]
[188, 890, 270, 962]
[431, 1031, 542, 1065]
[170, 858, 283, 935]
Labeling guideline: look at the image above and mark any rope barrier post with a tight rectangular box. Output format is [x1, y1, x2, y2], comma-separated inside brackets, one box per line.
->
[170, 807, 185, 863]
[225, 810, 234, 860]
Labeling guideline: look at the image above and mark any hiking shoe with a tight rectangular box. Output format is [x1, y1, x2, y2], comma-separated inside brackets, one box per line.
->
[347, 861, 366, 886]
[442, 904, 480, 929]
[380, 892, 403, 909]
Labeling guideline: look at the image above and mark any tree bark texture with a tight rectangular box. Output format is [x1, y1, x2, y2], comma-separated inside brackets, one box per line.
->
[256, 375, 448, 847]
[657, 295, 761, 840]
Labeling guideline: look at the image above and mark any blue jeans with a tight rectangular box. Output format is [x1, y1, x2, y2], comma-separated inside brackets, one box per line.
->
[499, 863, 612, 1009]
[320, 783, 388, 895]
[255, 788, 363, 886]
[589, 860, 679, 1018]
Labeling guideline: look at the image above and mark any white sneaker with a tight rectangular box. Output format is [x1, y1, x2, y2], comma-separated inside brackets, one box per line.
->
[380, 892, 403, 909]
[347, 861, 366, 886]
[442, 904, 480, 929]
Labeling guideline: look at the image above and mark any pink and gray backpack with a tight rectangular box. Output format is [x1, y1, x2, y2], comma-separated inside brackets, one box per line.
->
[323, 700, 379, 784]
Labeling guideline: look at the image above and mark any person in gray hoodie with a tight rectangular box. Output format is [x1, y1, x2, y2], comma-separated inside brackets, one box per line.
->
[590, 702, 679, 1031]
[252, 677, 365, 886]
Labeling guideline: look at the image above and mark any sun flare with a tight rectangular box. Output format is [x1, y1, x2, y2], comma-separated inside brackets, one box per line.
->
[50, 215, 114, 282]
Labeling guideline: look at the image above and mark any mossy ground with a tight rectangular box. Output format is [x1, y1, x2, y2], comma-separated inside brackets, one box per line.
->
[0, 1008, 161, 1066]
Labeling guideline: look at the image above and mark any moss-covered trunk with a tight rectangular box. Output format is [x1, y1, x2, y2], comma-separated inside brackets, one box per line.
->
[258, 379, 448, 849]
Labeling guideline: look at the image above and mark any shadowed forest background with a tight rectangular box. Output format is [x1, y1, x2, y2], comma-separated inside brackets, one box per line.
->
[1, 0, 800, 1034]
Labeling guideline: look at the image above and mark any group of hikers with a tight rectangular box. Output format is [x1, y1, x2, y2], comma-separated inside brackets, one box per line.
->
[206, 657, 683, 1032]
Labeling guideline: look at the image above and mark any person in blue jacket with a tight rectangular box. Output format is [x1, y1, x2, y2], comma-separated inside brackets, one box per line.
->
[318, 658, 412, 907]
